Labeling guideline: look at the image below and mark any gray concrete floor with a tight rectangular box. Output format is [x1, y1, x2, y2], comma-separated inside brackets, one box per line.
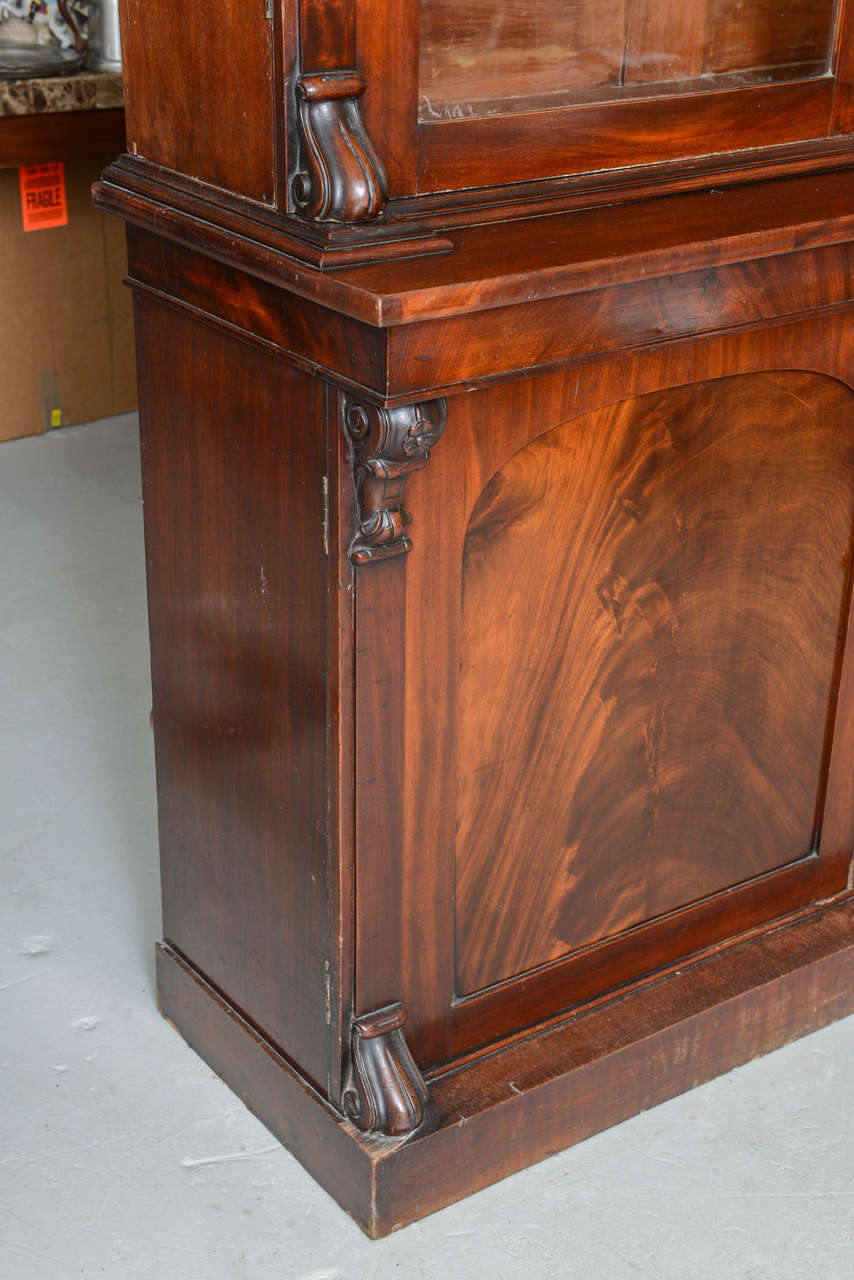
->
[0, 413, 852, 1279]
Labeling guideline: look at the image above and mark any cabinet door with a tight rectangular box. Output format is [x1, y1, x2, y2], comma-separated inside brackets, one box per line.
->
[419, 0, 836, 117]
[353, 320, 854, 1073]
[352, 0, 854, 196]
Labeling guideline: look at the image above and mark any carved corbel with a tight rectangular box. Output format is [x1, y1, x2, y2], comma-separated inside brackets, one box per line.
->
[294, 71, 389, 222]
[343, 1003, 428, 1136]
[343, 394, 448, 564]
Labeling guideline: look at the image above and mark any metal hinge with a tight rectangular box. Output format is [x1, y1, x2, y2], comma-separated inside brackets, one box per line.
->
[264, 0, 272, 19]
[321, 475, 329, 556]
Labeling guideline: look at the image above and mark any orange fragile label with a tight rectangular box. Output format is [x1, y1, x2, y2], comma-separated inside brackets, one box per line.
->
[19, 162, 68, 232]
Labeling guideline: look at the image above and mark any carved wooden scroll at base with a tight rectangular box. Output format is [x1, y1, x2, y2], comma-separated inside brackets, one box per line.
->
[294, 72, 389, 223]
[343, 1003, 428, 1136]
[343, 394, 448, 564]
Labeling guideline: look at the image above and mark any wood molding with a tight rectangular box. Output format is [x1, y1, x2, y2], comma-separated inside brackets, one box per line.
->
[157, 894, 854, 1235]
[416, 77, 833, 196]
[94, 156, 452, 278]
[343, 1003, 428, 1135]
[295, 71, 389, 222]
[342, 394, 447, 563]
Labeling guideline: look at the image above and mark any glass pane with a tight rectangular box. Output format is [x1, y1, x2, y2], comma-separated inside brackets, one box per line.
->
[419, 0, 838, 121]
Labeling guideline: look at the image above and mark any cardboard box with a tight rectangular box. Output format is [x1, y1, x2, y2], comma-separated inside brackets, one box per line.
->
[0, 154, 137, 442]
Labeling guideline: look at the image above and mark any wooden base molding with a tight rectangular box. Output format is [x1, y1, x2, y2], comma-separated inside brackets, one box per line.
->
[157, 896, 854, 1238]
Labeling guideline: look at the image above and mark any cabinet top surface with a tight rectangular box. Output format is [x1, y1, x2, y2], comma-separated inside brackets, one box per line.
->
[101, 160, 854, 332]
[318, 168, 854, 325]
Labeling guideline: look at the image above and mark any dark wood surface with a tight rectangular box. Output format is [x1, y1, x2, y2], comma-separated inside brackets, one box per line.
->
[106, 0, 854, 1237]
[456, 371, 854, 993]
[382, 244, 854, 395]
[123, 219, 854, 404]
[108, 0, 854, 207]
[336, 169, 854, 323]
[365, 0, 850, 196]
[157, 892, 854, 1236]
[120, 180, 854, 1225]
[118, 0, 277, 204]
[417, 79, 832, 192]
[390, 310, 854, 1065]
[832, 0, 854, 134]
[100, 163, 854, 330]
[356, 0, 420, 192]
[135, 296, 338, 1095]
[124, 225, 390, 395]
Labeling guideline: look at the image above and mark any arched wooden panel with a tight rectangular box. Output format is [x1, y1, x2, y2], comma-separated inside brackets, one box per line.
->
[455, 371, 854, 995]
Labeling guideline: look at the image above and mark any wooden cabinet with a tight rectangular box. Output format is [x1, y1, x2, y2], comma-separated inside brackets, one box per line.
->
[98, 0, 854, 1237]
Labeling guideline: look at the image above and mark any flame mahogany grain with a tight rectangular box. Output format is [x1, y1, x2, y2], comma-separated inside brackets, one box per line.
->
[388, 311, 854, 1062]
[104, 0, 854, 1236]
[456, 372, 854, 993]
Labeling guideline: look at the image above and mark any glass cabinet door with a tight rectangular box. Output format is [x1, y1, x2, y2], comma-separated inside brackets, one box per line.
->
[356, 0, 854, 200]
[419, 0, 837, 122]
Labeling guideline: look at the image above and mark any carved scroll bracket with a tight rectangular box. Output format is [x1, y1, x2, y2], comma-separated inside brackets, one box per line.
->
[294, 71, 389, 223]
[343, 1003, 428, 1136]
[343, 394, 448, 565]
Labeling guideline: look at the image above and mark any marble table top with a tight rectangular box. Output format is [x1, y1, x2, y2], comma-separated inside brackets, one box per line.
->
[0, 71, 123, 117]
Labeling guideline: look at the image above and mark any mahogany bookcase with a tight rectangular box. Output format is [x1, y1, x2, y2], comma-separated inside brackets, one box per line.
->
[97, 0, 854, 1236]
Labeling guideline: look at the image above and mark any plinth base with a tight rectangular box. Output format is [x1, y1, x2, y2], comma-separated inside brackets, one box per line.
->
[156, 897, 854, 1238]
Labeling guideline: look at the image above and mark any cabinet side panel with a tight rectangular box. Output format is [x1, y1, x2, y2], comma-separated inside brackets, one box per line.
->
[119, 0, 277, 205]
[134, 295, 331, 1090]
